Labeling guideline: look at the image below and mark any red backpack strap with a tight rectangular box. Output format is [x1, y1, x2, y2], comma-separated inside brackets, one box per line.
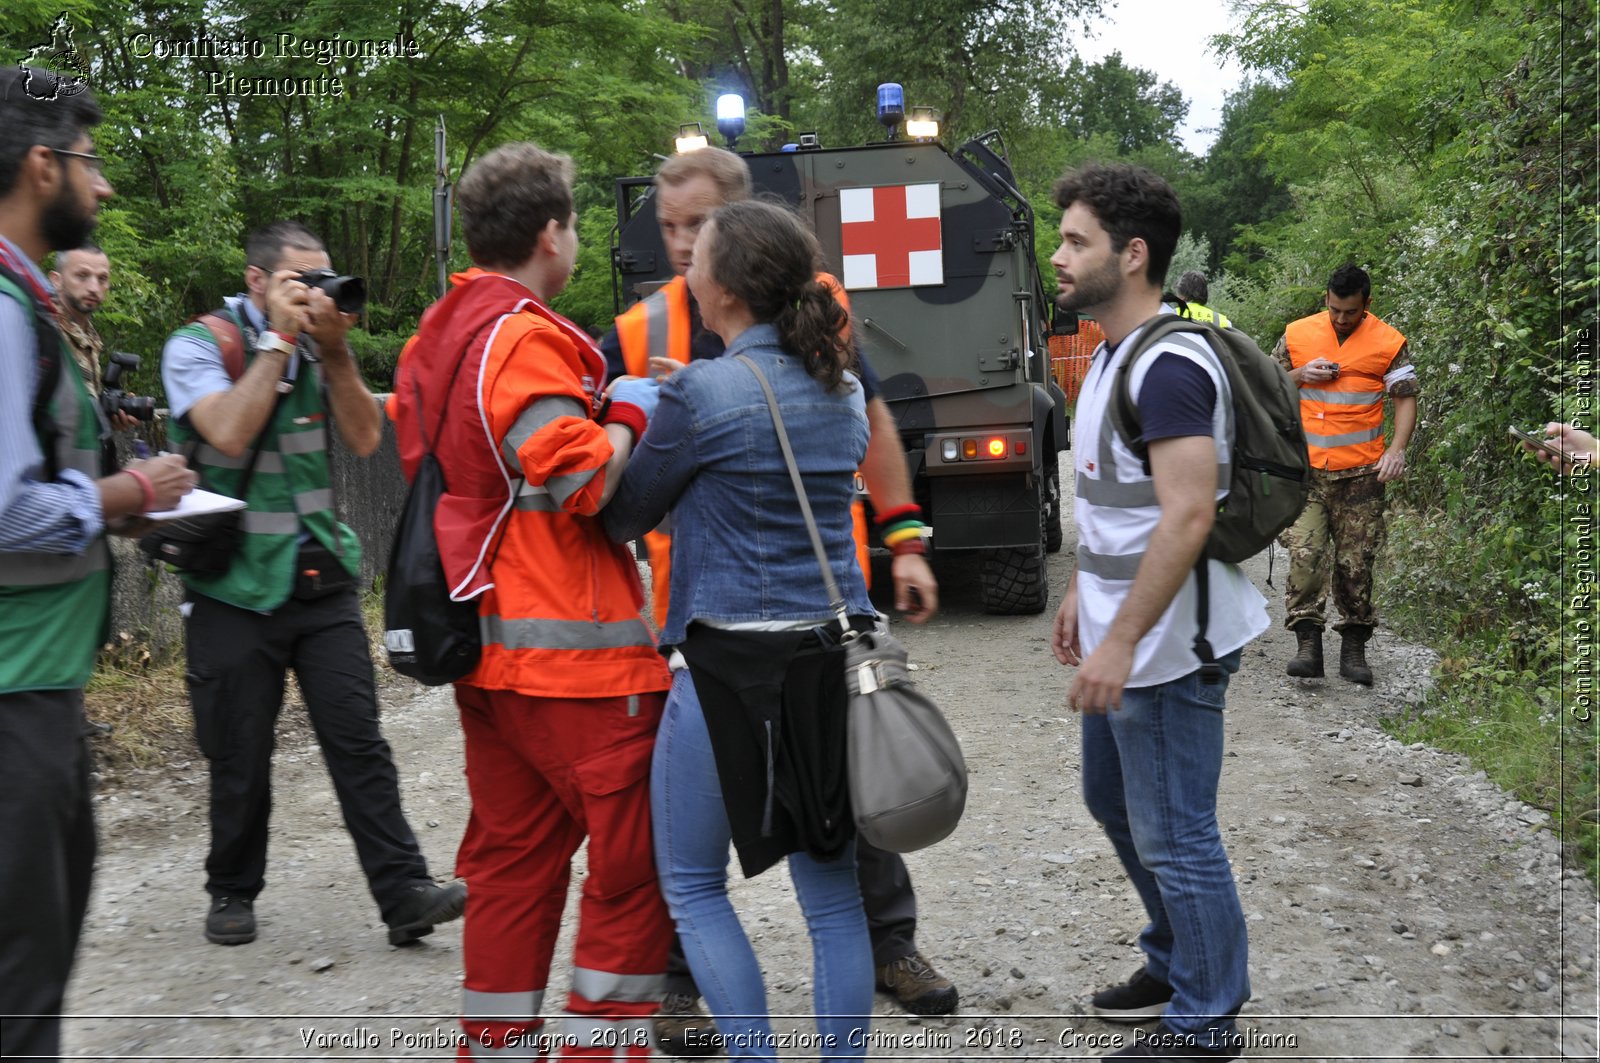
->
[190, 312, 246, 381]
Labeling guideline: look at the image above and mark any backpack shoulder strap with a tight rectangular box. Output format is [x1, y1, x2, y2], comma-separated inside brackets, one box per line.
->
[1108, 314, 1208, 465]
[190, 311, 246, 381]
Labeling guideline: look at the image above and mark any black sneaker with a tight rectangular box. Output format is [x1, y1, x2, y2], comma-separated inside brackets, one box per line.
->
[653, 992, 723, 1057]
[205, 896, 256, 945]
[385, 880, 466, 946]
[1090, 968, 1173, 1023]
[1105, 1022, 1240, 1059]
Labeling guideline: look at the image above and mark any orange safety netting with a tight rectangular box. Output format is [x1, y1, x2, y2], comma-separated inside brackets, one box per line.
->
[1048, 317, 1105, 405]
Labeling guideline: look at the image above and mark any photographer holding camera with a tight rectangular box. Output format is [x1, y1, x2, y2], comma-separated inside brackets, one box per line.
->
[159, 221, 464, 950]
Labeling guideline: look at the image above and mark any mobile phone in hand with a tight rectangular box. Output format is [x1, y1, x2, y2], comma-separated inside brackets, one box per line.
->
[1508, 425, 1569, 462]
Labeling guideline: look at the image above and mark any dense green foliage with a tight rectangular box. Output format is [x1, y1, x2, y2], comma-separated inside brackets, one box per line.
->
[1211, 0, 1597, 879]
[5, 1, 1594, 871]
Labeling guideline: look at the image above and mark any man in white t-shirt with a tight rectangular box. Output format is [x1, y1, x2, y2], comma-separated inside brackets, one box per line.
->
[1049, 163, 1268, 1061]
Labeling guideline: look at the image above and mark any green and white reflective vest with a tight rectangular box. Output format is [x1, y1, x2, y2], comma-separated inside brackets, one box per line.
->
[0, 273, 111, 693]
[1178, 301, 1232, 329]
[166, 304, 361, 611]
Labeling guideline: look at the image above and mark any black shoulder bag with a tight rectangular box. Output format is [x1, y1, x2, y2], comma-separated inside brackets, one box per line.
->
[138, 394, 284, 576]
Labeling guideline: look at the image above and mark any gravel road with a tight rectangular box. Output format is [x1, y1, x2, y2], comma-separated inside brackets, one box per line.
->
[62, 515, 1599, 1062]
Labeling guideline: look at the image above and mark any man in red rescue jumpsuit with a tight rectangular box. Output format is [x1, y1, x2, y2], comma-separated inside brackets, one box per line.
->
[389, 142, 672, 1059]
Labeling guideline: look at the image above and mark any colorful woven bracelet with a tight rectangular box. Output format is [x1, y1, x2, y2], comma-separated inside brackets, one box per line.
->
[879, 523, 920, 547]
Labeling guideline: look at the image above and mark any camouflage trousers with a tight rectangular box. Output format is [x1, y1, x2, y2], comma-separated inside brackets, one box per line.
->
[1280, 470, 1386, 632]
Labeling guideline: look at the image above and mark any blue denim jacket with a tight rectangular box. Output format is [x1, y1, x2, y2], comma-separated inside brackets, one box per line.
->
[604, 323, 873, 646]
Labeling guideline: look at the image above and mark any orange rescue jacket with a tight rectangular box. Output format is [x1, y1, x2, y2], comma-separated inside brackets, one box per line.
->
[1284, 310, 1406, 471]
[390, 269, 669, 699]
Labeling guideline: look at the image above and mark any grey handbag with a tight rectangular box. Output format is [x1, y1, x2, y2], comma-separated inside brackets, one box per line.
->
[737, 355, 968, 853]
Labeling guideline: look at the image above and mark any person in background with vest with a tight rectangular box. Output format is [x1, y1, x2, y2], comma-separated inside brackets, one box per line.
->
[1050, 163, 1267, 1061]
[1274, 265, 1419, 685]
[388, 142, 673, 1059]
[1172, 270, 1231, 329]
[599, 147, 956, 1053]
[159, 222, 465, 949]
[0, 65, 195, 1063]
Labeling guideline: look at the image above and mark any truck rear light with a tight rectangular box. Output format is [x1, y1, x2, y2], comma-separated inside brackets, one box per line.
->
[961, 439, 978, 460]
[986, 437, 1006, 458]
[941, 439, 959, 462]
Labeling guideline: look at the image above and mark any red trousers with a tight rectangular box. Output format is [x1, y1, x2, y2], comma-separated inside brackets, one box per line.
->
[454, 686, 671, 1060]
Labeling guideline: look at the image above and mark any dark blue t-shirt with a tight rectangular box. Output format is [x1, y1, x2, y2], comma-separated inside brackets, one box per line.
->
[1137, 352, 1217, 441]
[599, 292, 882, 403]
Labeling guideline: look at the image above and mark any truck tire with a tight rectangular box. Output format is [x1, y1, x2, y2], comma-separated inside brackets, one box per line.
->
[979, 510, 1049, 615]
[1043, 454, 1063, 554]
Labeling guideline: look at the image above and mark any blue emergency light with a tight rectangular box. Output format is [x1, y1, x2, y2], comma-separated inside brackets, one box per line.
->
[716, 93, 746, 148]
[877, 83, 905, 136]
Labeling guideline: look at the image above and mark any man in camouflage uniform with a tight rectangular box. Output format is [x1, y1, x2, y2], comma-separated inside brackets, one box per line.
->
[1274, 265, 1419, 684]
[48, 243, 108, 391]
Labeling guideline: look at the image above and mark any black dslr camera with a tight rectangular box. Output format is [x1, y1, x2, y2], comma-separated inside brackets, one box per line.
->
[101, 351, 156, 422]
[295, 268, 367, 314]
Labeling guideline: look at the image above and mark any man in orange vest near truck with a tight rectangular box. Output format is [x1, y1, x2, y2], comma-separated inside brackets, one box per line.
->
[599, 146, 957, 1055]
[1274, 265, 1419, 685]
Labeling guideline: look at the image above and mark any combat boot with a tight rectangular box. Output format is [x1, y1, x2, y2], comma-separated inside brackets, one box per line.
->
[1339, 625, 1373, 686]
[1285, 621, 1323, 678]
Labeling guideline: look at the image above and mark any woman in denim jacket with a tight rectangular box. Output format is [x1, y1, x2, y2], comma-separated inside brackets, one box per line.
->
[605, 199, 875, 1059]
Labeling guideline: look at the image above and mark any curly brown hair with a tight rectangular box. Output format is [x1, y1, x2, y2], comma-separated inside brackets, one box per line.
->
[456, 142, 574, 270]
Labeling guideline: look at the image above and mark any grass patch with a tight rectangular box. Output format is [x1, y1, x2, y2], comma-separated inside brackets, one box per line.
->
[1379, 504, 1598, 884]
[83, 632, 193, 771]
[86, 589, 402, 773]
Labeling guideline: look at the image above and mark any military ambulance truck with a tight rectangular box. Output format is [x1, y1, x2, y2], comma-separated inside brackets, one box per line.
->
[612, 94, 1069, 614]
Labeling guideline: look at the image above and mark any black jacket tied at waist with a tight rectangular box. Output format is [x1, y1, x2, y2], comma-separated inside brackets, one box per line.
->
[677, 618, 869, 878]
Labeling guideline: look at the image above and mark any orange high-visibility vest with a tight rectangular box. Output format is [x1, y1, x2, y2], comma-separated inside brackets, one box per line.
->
[613, 273, 872, 630]
[1284, 310, 1406, 471]
[391, 269, 669, 699]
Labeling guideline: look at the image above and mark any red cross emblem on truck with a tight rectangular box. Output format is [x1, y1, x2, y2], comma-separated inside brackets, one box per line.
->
[839, 183, 944, 290]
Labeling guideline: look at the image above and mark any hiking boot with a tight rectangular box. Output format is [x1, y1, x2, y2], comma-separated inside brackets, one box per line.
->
[204, 896, 256, 945]
[1285, 621, 1323, 678]
[385, 880, 466, 946]
[653, 992, 722, 1057]
[876, 951, 959, 1015]
[1105, 1022, 1241, 1059]
[1090, 968, 1173, 1023]
[1339, 625, 1374, 686]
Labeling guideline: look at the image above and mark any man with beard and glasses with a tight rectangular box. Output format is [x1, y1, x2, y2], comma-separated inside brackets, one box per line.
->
[1049, 163, 1266, 1060]
[0, 65, 195, 1063]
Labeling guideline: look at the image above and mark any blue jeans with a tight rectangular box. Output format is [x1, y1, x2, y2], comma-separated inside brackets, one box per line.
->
[1081, 651, 1249, 1049]
[651, 669, 872, 1060]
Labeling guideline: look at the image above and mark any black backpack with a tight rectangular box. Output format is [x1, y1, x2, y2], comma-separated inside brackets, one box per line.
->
[1108, 313, 1310, 677]
[383, 348, 508, 686]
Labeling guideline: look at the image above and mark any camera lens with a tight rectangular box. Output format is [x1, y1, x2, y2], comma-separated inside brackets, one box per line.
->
[121, 395, 157, 422]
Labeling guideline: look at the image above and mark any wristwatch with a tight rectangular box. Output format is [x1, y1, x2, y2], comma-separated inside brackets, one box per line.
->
[255, 330, 297, 356]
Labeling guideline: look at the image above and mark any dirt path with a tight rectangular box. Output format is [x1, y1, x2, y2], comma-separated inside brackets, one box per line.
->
[64, 519, 1598, 1061]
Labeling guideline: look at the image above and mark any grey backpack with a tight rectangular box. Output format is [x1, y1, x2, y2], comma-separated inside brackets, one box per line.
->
[1110, 314, 1310, 564]
[1108, 315, 1310, 678]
